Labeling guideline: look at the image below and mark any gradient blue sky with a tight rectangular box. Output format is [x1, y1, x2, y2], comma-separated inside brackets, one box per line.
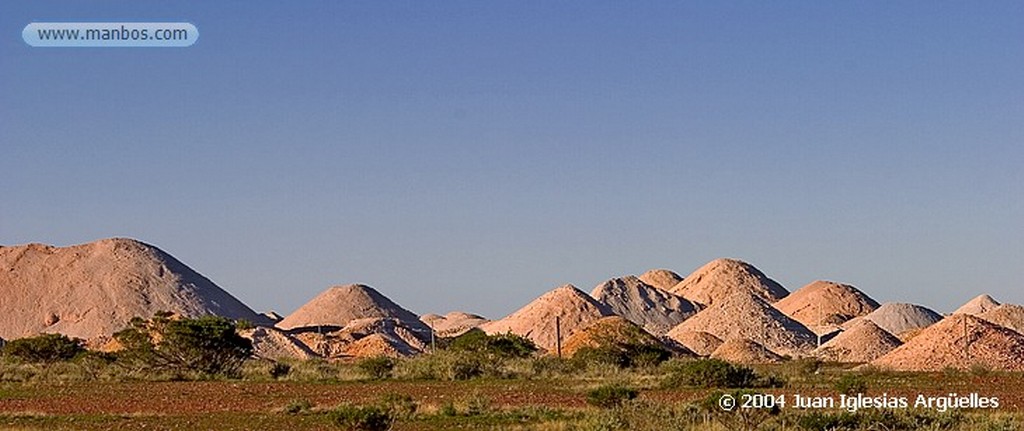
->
[2, 2, 1022, 318]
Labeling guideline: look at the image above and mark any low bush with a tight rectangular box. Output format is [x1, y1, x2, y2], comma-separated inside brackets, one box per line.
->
[834, 373, 868, 395]
[356, 356, 395, 380]
[2, 334, 85, 363]
[662, 359, 760, 388]
[329, 404, 395, 431]
[585, 384, 638, 409]
[284, 398, 313, 414]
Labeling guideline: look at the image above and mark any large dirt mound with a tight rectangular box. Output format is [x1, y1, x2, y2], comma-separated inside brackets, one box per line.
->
[978, 304, 1024, 334]
[0, 238, 269, 340]
[421, 312, 489, 337]
[240, 327, 318, 361]
[669, 258, 788, 307]
[668, 331, 722, 356]
[480, 284, 614, 351]
[561, 316, 688, 357]
[666, 290, 816, 356]
[638, 269, 683, 291]
[775, 280, 879, 334]
[872, 314, 1024, 371]
[590, 276, 699, 335]
[711, 338, 784, 364]
[843, 302, 942, 339]
[814, 320, 902, 363]
[276, 284, 428, 332]
[952, 294, 1001, 316]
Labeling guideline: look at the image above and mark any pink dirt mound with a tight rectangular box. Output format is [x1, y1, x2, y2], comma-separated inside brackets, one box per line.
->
[978, 304, 1024, 335]
[421, 312, 489, 337]
[479, 284, 615, 351]
[814, 320, 902, 363]
[590, 276, 699, 335]
[240, 326, 318, 361]
[276, 284, 428, 333]
[775, 280, 879, 333]
[952, 294, 1001, 316]
[872, 314, 1024, 371]
[666, 290, 816, 356]
[711, 338, 784, 364]
[561, 316, 689, 357]
[638, 269, 684, 291]
[0, 238, 269, 340]
[669, 331, 723, 356]
[670, 258, 788, 307]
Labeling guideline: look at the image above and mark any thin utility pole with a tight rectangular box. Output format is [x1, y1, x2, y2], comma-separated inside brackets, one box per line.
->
[555, 316, 562, 359]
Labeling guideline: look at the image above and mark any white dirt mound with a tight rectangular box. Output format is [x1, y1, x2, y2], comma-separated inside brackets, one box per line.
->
[670, 258, 788, 307]
[952, 294, 1001, 316]
[712, 338, 784, 364]
[978, 304, 1024, 334]
[872, 314, 1024, 371]
[342, 333, 418, 358]
[0, 238, 270, 340]
[261, 311, 284, 323]
[590, 276, 699, 335]
[421, 312, 489, 337]
[480, 284, 614, 351]
[240, 327, 318, 361]
[775, 280, 878, 334]
[814, 320, 902, 363]
[666, 290, 816, 356]
[638, 269, 683, 291]
[276, 284, 428, 333]
[669, 331, 723, 356]
[843, 303, 942, 339]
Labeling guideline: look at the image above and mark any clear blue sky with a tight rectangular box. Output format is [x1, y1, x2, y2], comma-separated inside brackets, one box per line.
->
[2, 2, 1022, 318]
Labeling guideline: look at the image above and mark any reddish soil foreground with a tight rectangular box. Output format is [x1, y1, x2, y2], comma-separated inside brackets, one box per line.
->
[1, 374, 1023, 426]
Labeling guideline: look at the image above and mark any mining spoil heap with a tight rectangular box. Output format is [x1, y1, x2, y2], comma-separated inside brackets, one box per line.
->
[711, 338, 784, 364]
[774, 280, 878, 333]
[560, 316, 686, 357]
[843, 302, 942, 340]
[669, 258, 788, 307]
[276, 284, 428, 332]
[421, 311, 489, 337]
[480, 284, 614, 351]
[670, 331, 723, 356]
[0, 238, 268, 340]
[240, 326, 317, 361]
[666, 290, 816, 356]
[637, 269, 684, 291]
[978, 304, 1024, 334]
[590, 276, 699, 335]
[952, 294, 1001, 316]
[813, 319, 902, 363]
[872, 314, 1024, 371]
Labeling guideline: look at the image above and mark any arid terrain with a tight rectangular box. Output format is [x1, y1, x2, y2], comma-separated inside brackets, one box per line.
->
[2, 238, 1023, 430]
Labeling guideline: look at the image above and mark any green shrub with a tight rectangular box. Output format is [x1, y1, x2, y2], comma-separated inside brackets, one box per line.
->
[269, 362, 292, 379]
[573, 343, 671, 369]
[662, 359, 759, 388]
[447, 329, 537, 359]
[356, 356, 395, 380]
[834, 373, 868, 395]
[113, 314, 253, 378]
[379, 392, 417, 419]
[2, 334, 85, 363]
[329, 404, 395, 431]
[586, 384, 639, 409]
[284, 398, 313, 414]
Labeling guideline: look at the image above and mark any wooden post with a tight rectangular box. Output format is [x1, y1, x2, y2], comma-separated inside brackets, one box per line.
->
[555, 316, 562, 359]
